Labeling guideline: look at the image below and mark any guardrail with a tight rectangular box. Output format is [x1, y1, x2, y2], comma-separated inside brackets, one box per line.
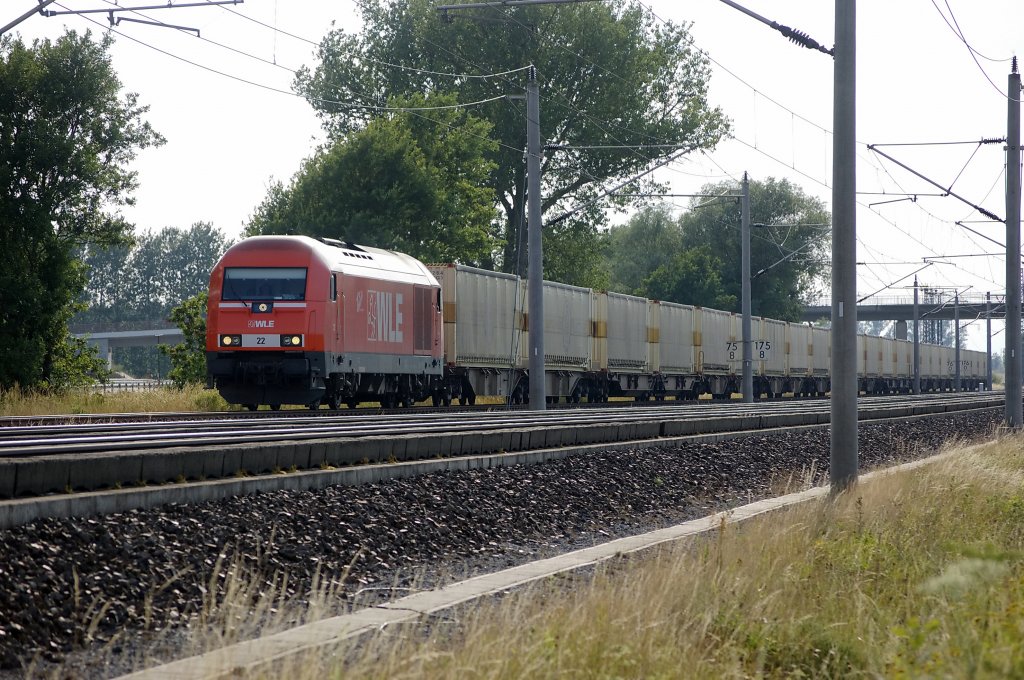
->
[85, 380, 172, 393]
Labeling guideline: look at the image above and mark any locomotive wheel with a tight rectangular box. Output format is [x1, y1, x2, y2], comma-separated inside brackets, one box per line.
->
[307, 399, 321, 410]
[244, 403, 258, 412]
[404, 396, 416, 408]
[346, 399, 358, 409]
[328, 394, 341, 410]
[431, 394, 441, 407]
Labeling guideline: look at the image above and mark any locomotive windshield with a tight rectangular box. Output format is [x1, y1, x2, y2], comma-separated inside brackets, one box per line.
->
[223, 267, 307, 301]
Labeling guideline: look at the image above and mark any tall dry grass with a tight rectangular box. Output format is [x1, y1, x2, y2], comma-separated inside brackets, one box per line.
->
[45, 436, 1023, 678]
[269, 435, 1024, 679]
[0, 384, 233, 416]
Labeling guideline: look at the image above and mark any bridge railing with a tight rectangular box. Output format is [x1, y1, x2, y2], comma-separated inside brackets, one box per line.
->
[80, 380, 173, 393]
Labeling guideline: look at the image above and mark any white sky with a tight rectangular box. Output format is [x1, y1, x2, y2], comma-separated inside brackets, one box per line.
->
[8, 0, 1023, 350]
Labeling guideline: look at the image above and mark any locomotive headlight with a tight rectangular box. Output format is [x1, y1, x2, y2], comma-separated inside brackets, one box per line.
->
[220, 334, 241, 347]
[281, 334, 303, 347]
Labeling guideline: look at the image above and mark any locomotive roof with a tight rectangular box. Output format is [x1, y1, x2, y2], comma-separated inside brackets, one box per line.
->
[226, 235, 439, 286]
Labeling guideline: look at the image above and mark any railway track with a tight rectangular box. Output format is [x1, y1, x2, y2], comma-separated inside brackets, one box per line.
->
[0, 392, 1004, 513]
[0, 393, 999, 457]
[0, 393, 812, 429]
[0, 398, 1009, 677]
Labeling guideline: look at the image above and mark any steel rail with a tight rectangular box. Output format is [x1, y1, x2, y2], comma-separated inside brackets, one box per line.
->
[0, 394, 1000, 457]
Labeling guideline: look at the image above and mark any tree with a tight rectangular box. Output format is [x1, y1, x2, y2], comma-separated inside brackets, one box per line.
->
[602, 204, 684, 294]
[159, 292, 207, 388]
[75, 223, 230, 377]
[294, 0, 729, 279]
[246, 93, 499, 265]
[640, 246, 736, 310]
[677, 178, 830, 321]
[0, 31, 162, 390]
[859, 320, 890, 337]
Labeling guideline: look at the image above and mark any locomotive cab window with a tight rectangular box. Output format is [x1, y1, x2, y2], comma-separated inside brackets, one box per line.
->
[223, 267, 307, 301]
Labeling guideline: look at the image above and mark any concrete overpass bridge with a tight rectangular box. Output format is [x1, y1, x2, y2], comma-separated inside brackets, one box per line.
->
[801, 294, 1006, 340]
[73, 327, 184, 368]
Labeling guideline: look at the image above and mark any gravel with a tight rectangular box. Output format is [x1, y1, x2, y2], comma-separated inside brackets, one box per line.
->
[0, 409, 1002, 677]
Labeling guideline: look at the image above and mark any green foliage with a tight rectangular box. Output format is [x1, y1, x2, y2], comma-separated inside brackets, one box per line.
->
[542, 218, 610, 289]
[44, 328, 110, 392]
[640, 246, 736, 309]
[607, 179, 829, 317]
[604, 204, 683, 294]
[0, 30, 162, 391]
[74, 223, 229, 377]
[77, 222, 230, 327]
[159, 292, 207, 388]
[678, 178, 830, 320]
[294, 0, 729, 280]
[246, 93, 498, 265]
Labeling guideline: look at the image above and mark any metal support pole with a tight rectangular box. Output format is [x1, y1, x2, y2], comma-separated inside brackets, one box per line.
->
[830, 0, 858, 491]
[741, 172, 754, 403]
[986, 292, 992, 390]
[954, 290, 961, 391]
[1007, 61, 1022, 427]
[913, 276, 920, 394]
[526, 66, 546, 411]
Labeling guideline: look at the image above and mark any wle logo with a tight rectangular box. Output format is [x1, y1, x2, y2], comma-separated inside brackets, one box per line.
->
[366, 290, 404, 343]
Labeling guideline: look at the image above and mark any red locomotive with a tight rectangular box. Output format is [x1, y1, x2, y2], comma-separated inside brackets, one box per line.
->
[206, 236, 443, 410]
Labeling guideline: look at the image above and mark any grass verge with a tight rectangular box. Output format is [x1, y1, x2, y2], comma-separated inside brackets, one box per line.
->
[264, 435, 1024, 679]
[0, 383, 234, 416]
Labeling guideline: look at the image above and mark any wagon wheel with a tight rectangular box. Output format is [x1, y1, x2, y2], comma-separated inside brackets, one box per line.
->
[307, 399, 321, 410]
[270, 403, 282, 411]
[244, 403, 258, 412]
[328, 394, 342, 410]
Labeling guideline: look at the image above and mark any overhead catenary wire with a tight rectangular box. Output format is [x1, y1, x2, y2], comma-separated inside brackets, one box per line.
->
[42, 0, 1010, 307]
[928, 0, 1016, 100]
[504, 0, 1007, 302]
[57, 4, 515, 113]
[639, 0, 1006, 301]
[209, 0, 537, 81]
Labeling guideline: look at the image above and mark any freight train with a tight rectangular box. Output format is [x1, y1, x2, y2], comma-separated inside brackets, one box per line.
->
[205, 236, 988, 410]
